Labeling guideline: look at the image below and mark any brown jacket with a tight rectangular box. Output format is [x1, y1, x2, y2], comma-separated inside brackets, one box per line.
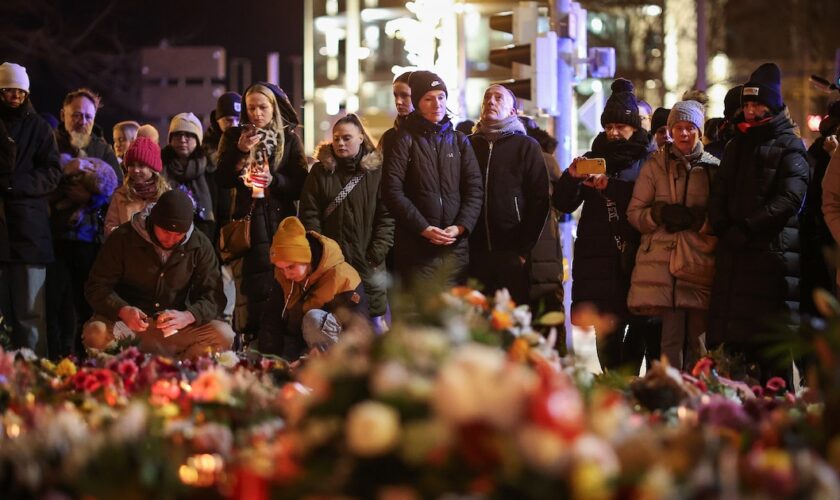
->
[822, 149, 840, 287]
[626, 145, 719, 313]
[104, 185, 158, 236]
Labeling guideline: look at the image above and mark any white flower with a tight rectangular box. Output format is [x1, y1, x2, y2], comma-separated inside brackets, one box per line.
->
[216, 351, 240, 369]
[432, 344, 536, 430]
[110, 401, 149, 442]
[517, 424, 570, 474]
[370, 361, 412, 396]
[346, 400, 401, 457]
[15, 348, 37, 362]
[572, 434, 620, 477]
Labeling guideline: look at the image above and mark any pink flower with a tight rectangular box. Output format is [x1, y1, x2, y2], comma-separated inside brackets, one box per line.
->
[117, 359, 139, 381]
[752, 385, 765, 398]
[765, 377, 787, 394]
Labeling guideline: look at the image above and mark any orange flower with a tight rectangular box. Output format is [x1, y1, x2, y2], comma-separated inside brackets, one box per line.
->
[490, 309, 513, 330]
[451, 286, 489, 309]
[150, 379, 181, 405]
[508, 338, 530, 363]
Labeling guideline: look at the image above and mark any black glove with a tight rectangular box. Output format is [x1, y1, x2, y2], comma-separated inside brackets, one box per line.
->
[661, 204, 695, 233]
[650, 201, 667, 225]
[722, 225, 749, 250]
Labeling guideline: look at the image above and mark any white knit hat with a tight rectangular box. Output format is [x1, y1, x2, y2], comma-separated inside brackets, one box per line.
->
[0, 62, 30, 92]
[168, 112, 203, 145]
[667, 100, 705, 136]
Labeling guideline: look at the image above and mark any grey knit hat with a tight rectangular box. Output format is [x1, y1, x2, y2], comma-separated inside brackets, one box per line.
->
[667, 100, 705, 136]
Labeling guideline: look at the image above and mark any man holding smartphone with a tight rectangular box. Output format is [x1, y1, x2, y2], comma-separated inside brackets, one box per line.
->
[82, 190, 234, 359]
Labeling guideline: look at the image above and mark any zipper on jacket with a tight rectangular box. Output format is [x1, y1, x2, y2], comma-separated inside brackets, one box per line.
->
[484, 141, 494, 251]
[514, 196, 521, 223]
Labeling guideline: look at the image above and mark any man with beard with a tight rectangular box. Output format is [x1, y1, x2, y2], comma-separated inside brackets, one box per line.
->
[83, 189, 234, 359]
[0, 62, 62, 356]
[708, 63, 809, 384]
[55, 88, 122, 183]
[468, 84, 549, 305]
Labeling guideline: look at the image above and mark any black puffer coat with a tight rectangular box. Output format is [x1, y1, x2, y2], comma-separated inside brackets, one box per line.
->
[0, 100, 62, 264]
[216, 83, 308, 334]
[800, 137, 836, 315]
[553, 129, 652, 319]
[381, 112, 483, 286]
[707, 110, 809, 345]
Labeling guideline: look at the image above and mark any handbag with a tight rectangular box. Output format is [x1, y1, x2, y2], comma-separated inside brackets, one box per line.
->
[219, 200, 255, 263]
[668, 159, 717, 286]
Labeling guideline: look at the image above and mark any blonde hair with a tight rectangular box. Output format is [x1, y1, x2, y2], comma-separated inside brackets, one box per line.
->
[113, 120, 140, 139]
[136, 124, 160, 144]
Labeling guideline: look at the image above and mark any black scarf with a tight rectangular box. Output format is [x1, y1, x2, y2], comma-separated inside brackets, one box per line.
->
[589, 129, 651, 175]
[162, 147, 215, 222]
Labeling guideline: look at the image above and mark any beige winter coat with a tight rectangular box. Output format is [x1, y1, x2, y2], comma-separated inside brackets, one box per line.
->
[104, 185, 157, 236]
[626, 145, 719, 314]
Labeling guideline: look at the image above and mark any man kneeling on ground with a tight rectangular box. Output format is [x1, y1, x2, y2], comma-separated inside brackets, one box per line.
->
[260, 216, 368, 360]
[83, 189, 234, 358]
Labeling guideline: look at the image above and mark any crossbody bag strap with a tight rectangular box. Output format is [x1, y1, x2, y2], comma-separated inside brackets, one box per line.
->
[323, 170, 366, 219]
[601, 192, 626, 252]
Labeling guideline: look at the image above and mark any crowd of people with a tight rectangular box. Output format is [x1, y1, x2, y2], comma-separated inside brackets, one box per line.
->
[1, 58, 839, 384]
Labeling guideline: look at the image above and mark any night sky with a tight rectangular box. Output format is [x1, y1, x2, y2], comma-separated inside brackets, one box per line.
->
[0, 0, 303, 130]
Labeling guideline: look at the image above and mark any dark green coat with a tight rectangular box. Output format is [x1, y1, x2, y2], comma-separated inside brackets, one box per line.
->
[298, 143, 394, 316]
[85, 213, 224, 324]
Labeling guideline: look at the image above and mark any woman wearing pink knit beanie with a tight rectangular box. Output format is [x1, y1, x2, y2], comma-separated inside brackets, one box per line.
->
[104, 137, 170, 236]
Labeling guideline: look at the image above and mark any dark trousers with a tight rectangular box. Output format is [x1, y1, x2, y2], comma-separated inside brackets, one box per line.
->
[46, 240, 98, 359]
[597, 315, 661, 374]
[469, 249, 530, 306]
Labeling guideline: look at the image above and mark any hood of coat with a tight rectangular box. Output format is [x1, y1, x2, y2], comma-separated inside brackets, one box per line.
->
[241, 81, 300, 128]
[314, 141, 382, 173]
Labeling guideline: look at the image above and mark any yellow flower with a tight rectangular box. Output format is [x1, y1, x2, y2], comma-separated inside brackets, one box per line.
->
[56, 358, 78, 377]
[40, 359, 56, 371]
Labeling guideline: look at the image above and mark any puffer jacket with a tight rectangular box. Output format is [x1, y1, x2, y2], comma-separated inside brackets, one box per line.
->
[553, 129, 653, 319]
[626, 144, 720, 314]
[707, 109, 809, 345]
[0, 100, 62, 264]
[216, 82, 308, 334]
[381, 111, 483, 284]
[259, 231, 368, 356]
[299, 142, 394, 316]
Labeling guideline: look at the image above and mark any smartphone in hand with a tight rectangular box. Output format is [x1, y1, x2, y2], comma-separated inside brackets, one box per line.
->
[577, 158, 607, 175]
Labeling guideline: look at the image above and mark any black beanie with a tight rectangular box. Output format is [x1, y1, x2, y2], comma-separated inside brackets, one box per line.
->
[216, 92, 241, 119]
[600, 78, 641, 129]
[651, 107, 671, 132]
[742, 63, 783, 113]
[407, 70, 448, 110]
[723, 85, 743, 121]
[150, 190, 194, 233]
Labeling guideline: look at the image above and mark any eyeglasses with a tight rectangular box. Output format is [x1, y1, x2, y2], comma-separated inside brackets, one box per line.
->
[70, 112, 95, 122]
[1, 88, 27, 96]
[170, 131, 195, 141]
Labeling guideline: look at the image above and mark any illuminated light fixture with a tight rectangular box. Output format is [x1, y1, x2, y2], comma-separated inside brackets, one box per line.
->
[327, 0, 339, 16]
[589, 17, 603, 34]
[710, 53, 729, 82]
[315, 17, 345, 33]
[361, 8, 397, 22]
[357, 47, 372, 60]
[643, 5, 663, 16]
[591, 79, 603, 93]
[322, 87, 347, 116]
[807, 114, 822, 132]
[645, 79, 657, 89]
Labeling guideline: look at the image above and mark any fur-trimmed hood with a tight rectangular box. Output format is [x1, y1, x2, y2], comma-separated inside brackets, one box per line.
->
[314, 141, 382, 174]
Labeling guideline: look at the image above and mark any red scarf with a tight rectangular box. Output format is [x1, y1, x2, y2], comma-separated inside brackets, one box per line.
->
[737, 116, 772, 134]
[131, 178, 159, 201]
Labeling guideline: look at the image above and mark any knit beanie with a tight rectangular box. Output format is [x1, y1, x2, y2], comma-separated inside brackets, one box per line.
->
[742, 63, 783, 113]
[667, 100, 706, 136]
[136, 124, 160, 144]
[600, 78, 641, 129]
[723, 85, 743, 121]
[123, 137, 163, 173]
[216, 92, 241, 119]
[149, 190, 194, 233]
[270, 217, 312, 264]
[651, 107, 671, 132]
[0, 62, 29, 92]
[407, 70, 448, 110]
[169, 112, 204, 145]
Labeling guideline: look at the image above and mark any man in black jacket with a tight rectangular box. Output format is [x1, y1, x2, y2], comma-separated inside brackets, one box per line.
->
[83, 190, 234, 359]
[0, 62, 62, 356]
[708, 63, 809, 384]
[468, 84, 549, 305]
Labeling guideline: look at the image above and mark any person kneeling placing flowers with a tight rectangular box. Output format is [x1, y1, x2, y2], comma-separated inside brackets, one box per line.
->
[259, 216, 368, 359]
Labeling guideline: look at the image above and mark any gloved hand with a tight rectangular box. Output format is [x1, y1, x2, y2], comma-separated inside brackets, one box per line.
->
[651, 201, 668, 225]
[661, 203, 695, 233]
[722, 224, 749, 250]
